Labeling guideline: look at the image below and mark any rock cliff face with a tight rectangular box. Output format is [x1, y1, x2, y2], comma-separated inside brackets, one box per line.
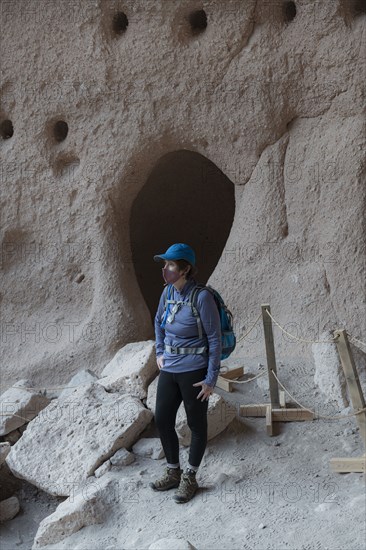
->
[1, 0, 365, 387]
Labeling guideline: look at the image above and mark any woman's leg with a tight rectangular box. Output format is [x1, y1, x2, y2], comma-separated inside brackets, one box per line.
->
[177, 367, 209, 470]
[154, 370, 183, 465]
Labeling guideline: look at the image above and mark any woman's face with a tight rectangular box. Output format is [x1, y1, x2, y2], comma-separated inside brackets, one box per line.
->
[164, 260, 179, 272]
[163, 260, 188, 278]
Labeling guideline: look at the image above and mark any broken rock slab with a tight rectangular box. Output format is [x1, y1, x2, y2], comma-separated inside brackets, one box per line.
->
[312, 332, 349, 409]
[0, 495, 20, 523]
[148, 538, 197, 550]
[146, 376, 236, 446]
[6, 382, 153, 496]
[32, 475, 116, 548]
[132, 437, 165, 459]
[97, 340, 158, 399]
[0, 379, 51, 436]
[58, 369, 99, 400]
[94, 460, 112, 478]
[110, 447, 135, 467]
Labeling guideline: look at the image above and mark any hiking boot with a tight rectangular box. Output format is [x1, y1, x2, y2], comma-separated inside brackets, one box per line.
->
[149, 466, 183, 491]
[173, 468, 199, 503]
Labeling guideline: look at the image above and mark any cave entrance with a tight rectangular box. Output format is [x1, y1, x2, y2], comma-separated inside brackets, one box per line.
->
[130, 150, 236, 324]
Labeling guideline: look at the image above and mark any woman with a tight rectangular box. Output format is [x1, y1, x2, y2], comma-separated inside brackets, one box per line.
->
[149, 243, 222, 503]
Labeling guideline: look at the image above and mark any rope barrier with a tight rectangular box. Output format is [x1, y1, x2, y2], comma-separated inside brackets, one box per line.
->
[0, 306, 364, 424]
[1, 373, 364, 427]
[270, 369, 366, 421]
[230, 370, 266, 384]
[264, 308, 339, 344]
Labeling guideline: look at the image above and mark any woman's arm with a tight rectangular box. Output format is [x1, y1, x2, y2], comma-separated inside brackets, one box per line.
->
[196, 289, 222, 388]
[154, 289, 167, 358]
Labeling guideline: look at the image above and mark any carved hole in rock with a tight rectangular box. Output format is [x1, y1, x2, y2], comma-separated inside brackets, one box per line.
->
[352, 0, 366, 16]
[53, 155, 80, 178]
[283, 1, 297, 22]
[112, 11, 129, 34]
[130, 150, 235, 323]
[53, 120, 68, 142]
[188, 9, 208, 34]
[0, 119, 14, 139]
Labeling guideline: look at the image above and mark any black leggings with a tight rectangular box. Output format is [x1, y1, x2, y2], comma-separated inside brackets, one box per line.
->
[154, 367, 209, 468]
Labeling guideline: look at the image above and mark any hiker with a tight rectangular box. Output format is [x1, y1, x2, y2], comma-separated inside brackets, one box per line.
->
[149, 243, 222, 503]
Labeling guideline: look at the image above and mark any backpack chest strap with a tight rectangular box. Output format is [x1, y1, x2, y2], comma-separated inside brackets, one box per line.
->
[189, 287, 205, 340]
[161, 284, 205, 340]
[164, 344, 208, 355]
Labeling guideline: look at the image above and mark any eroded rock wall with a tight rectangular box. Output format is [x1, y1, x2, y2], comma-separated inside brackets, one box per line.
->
[0, 0, 365, 388]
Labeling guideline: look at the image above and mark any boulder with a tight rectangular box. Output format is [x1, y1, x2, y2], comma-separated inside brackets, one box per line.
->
[0, 379, 51, 436]
[97, 340, 158, 399]
[6, 382, 153, 496]
[146, 376, 236, 446]
[0, 495, 20, 523]
[132, 437, 165, 459]
[58, 369, 99, 400]
[32, 475, 116, 548]
[94, 460, 112, 478]
[110, 448, 135, 467]
[312, 332, 349, 409]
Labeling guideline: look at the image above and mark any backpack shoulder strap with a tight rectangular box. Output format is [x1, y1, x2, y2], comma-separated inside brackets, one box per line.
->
[163, 284, 171, 306]
[190, 284, 214, 308]
[160, 284, 173, 327]
[188, 284, 210, 339]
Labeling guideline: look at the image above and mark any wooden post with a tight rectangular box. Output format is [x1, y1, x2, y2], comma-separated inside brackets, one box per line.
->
[330, 456, 366, 473]
[239, 404, 314, 421]
[220, 366, 244, 380]
[279, 390, 286, 408]
[215, 366, 245, 392]
[334, 329, 366, 448]
[261, 304, 280, 407]
[215, 377, 234, 392]
[266, 405, 273, 436]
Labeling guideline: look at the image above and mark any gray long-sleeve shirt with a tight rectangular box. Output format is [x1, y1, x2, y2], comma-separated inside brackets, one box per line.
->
[154, 278, 222, 387]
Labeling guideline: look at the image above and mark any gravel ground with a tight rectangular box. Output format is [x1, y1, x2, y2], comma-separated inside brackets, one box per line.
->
[1, 359, 365, 550]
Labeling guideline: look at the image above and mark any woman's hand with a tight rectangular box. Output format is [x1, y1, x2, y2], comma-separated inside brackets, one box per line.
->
[192, 380, 214, 401]
[157, 355, 164, 370]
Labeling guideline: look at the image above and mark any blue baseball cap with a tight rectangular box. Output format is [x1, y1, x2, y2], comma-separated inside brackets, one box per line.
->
[153, 243, 196, 266]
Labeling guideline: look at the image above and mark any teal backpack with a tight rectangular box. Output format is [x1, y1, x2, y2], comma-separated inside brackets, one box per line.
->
[160, 283, 236, 360]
